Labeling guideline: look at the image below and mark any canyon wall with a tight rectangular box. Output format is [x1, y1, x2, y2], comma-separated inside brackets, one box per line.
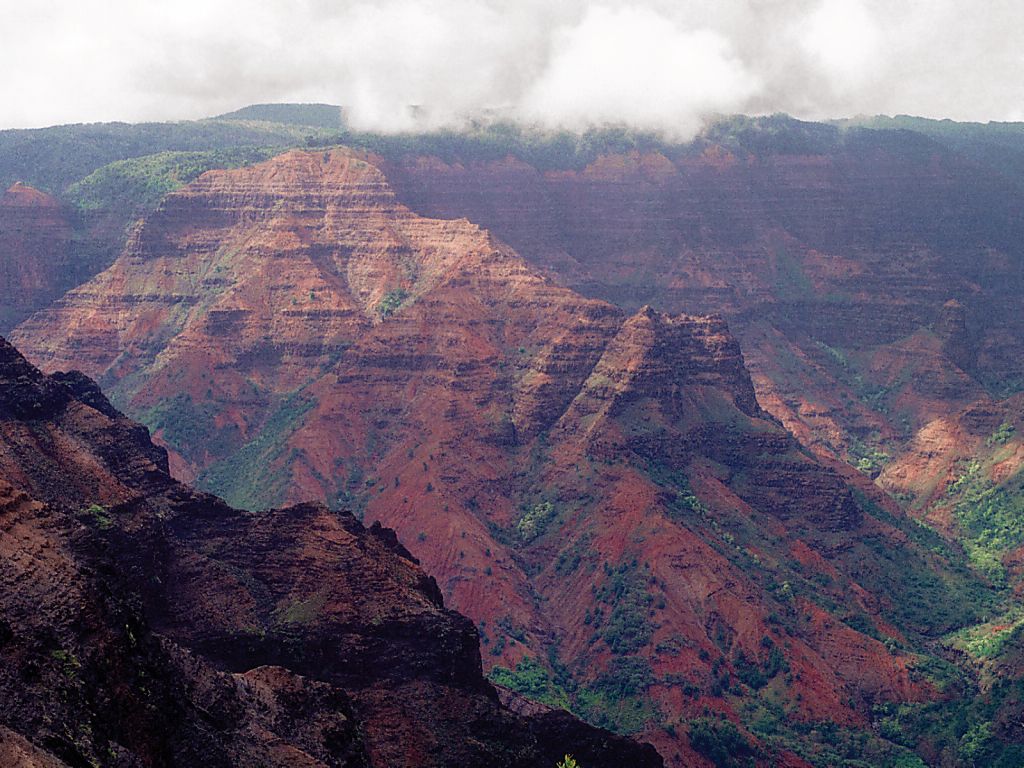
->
[378, 126, 1024, 489]
[0, 183, 78, 332]
[0, 334, 661, 768]
[11, 147, 996, 765]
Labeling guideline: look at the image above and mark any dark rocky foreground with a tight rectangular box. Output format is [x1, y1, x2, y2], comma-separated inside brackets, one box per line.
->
[0, 335, 661, 767]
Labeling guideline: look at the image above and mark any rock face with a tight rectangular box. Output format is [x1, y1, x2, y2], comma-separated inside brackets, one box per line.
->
[0, 184, 77, 333]
[376, 126, 1024, 486]
[11, 148, 993, 765]
[0, 335, 661, 768]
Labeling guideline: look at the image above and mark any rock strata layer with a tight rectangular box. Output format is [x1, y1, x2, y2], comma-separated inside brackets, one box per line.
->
[0, 335, 661, 768]
[12, 148, 994, 765]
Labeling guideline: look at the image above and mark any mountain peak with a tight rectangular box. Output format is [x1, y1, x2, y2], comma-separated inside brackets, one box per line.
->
[578, 306, 763, 419]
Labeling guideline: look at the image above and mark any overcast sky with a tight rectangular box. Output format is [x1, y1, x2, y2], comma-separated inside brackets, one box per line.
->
[3, 0, 1023, 135]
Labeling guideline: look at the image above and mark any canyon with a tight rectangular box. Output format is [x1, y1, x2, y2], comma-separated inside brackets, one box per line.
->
[9, 140, 1018, 765]
[0, 333, 660, 767]
[377, 119, 1023, 484]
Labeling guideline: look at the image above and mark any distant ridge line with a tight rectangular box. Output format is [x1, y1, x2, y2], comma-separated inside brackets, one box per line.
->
[214, 102, 346, 130]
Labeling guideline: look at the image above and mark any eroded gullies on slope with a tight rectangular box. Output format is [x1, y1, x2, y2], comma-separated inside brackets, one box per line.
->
[0, 335, 661, 768]
[8, 144, 1018, 765]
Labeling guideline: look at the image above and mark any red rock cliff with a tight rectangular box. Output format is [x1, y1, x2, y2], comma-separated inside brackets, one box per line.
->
[11, 149, 988, 766]
[375, 136, 1024, 554]
[0, 335, 661, 768]
[0, 183, 76, 332]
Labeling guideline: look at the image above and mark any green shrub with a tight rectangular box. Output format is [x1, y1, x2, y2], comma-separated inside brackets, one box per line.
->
[67, 147, 282, 216]
[987, 422, 1016, 447]
[953, 475, 1024, 585]
[594, 561, 654, 654]
[592, 656, 654, 699]
[83, 503, 113, 530]
[517, 501, 557, 541]
[733, 641, 787, 690]
[688, 717, 757, 768]
[377, 288, 409, 317]
[489, 656, 569, 709]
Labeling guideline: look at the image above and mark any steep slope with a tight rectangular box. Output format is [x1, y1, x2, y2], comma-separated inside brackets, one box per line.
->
[12, 148, 999, 766]
[376, 118, 1024, 481]
[0, 183, 79, 332]
[0, 335, 660, 768]
[880, 394, 1024, 587]
[0, 115, 336, 332]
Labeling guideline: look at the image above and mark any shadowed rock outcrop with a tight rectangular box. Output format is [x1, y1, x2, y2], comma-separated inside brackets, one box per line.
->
[0, 184, 78, 333]
[0, 336, 661, 768]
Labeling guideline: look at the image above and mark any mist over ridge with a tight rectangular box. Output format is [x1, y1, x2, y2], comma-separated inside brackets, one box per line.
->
[4, 0, 1023, 134]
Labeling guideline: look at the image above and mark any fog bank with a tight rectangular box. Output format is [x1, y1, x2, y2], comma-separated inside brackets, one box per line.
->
[3, 1, 1022, 134]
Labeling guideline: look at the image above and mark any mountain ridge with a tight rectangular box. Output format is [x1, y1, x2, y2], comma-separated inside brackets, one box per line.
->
[0, 333, 662, 767]
[9, 145, 1003, 765]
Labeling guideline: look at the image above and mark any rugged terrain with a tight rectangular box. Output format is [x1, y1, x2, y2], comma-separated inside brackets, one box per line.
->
[0, 333, 661, 767]
[10, 146, 1013, 766]
[378, 117, 1023, 461]
[0, 183, 80, 331]
[373, 116, 1024, 613]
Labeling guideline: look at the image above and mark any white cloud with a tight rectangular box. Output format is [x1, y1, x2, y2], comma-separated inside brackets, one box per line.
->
[799, 0, 881, 91]
[0, 0, 1021, 132]
[518, 6, 758, 137]
[330, 1, 539, 131]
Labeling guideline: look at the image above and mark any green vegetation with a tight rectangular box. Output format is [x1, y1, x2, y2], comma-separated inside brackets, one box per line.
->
[772, 245, 813, 302]
[554, 533, 595, 575]
[66, 147, 280, 215]
[377, 288, 409, 318]
[703, 113, 842, 155]
[0, 118, 325, 195]
[274, 592, 329, 625]
[816, 341, 850, 369]
[868, 677, 1024, 768]
[949, 468, 1024, 585]
[83, 503, 113, 530]
[592, 560, 655, 655]
[591, 656, 653, 699]
[733, 693, 948, 768]
[945, 609, 1024, 660]
[836, 114, 1024, 199]
[809, 339, 908, 425]
[851, 493, 995, 635]
[214, 103, 345, 130]
[307, 121, 671, 172]
[50, 649, 82, 679]
[573, 684, 661, 735]
[489, 639, 659, 734]
[200, 391, 316, 509]
[688, 717, 757, 768]
[733, 637, 788, 690]
[140, 392, 240, 465]
[847, 435, 891, 476]
[556, 756, 579, 768]
[517, 501, 558, 541]
[489, 656, 570, 709]
[987, 422, 1016, 447]
[645, 462, 707, 522]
